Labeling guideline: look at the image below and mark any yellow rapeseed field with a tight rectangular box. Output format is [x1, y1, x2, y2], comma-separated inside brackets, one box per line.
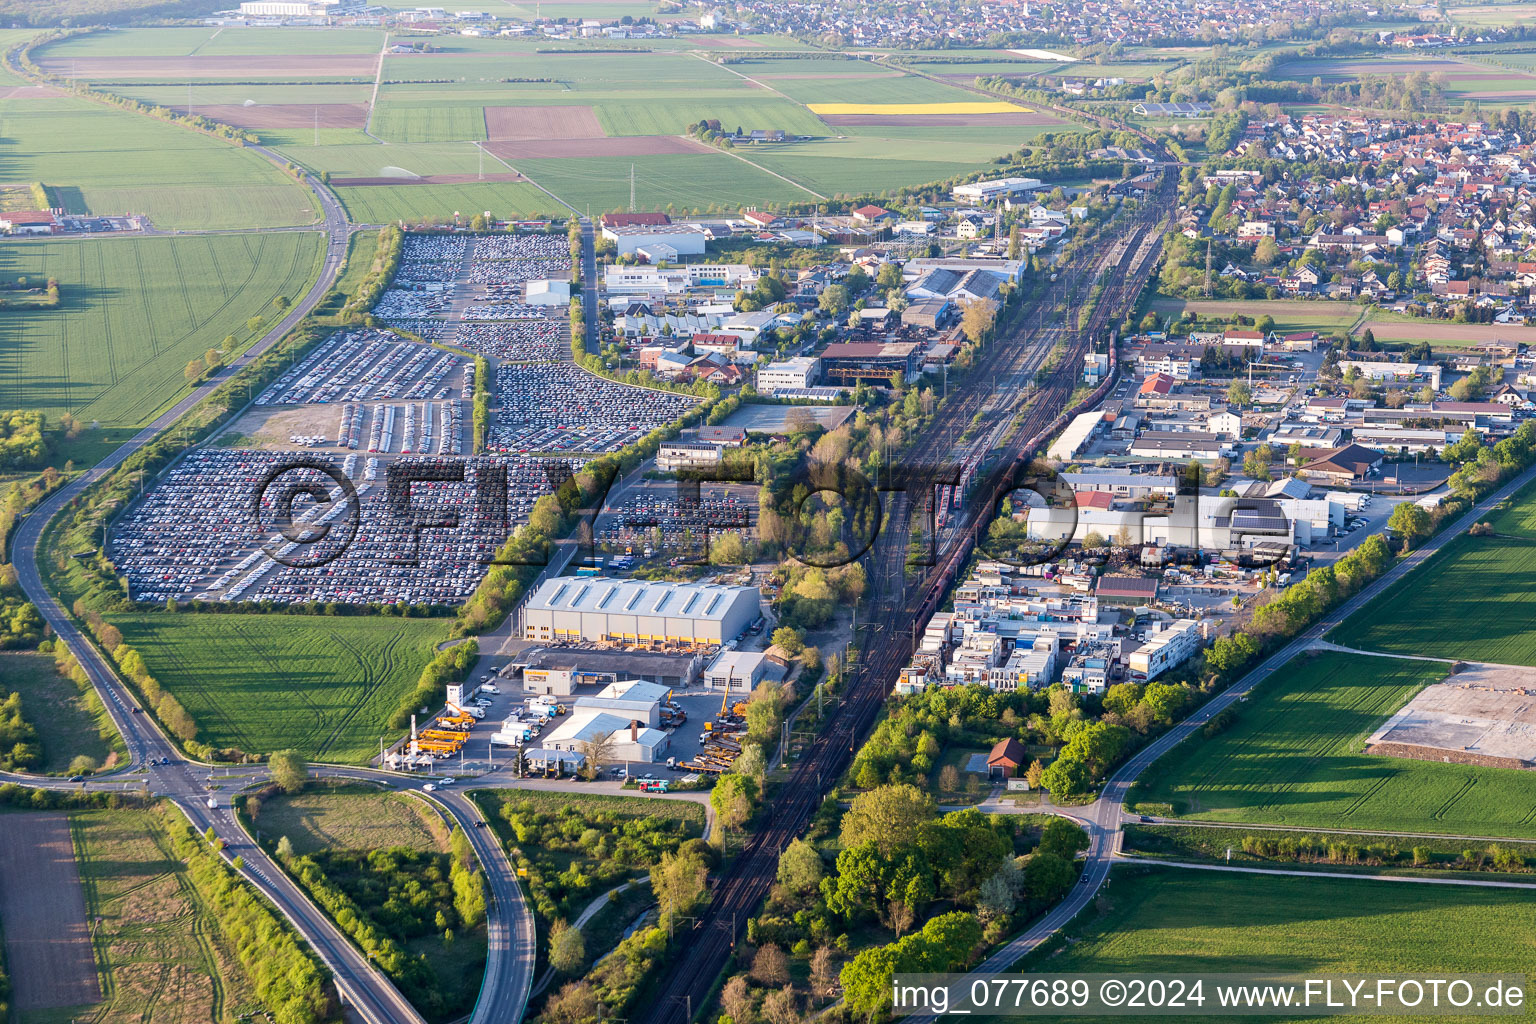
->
[807, 101, 1034, 115]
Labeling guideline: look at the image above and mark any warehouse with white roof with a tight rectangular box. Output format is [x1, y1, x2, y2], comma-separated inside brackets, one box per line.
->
[540, 678, 673, 762]
[522, 577, 760, 645]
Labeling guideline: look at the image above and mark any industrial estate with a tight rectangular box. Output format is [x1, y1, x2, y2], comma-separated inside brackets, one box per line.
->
[5, 1, 1536, 1023]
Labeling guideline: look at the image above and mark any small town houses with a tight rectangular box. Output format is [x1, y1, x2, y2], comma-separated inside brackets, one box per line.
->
[1181, 113, 1536, 316]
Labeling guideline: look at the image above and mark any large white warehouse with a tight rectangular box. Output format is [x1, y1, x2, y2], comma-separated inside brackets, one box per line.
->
[522, 577, 759, 646]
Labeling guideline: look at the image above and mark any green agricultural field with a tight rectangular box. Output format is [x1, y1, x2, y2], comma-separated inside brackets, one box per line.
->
[0, 232, 322, 430]
[769, 70, 997, 106]
[594, 96, 828, 138]
[0, 96, 321, 230]
[111, 613, 448, 762]
[1131, 651, 1536, 837]
[277, 141, 487, 178]
[34, 25, 386, 57]
[1150, 297, 1363, 329]
[334, 182, 563, 224]
[1332, 485, 1536, 665]
[0, 652, 122, 774]
[747, 148, 985, 198]
[60, 807, 265, 1024]
[112, 83, 375, 106]
[1010, 866, 1536, 1010]
[371, 105, 488, 144]
[519, 151, 816, 211]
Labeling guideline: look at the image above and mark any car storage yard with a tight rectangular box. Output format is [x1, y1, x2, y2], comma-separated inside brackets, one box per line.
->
[110, 229, 707, 606]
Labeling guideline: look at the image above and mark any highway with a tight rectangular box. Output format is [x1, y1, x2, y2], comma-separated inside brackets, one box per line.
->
[2, 165, 436, 1024]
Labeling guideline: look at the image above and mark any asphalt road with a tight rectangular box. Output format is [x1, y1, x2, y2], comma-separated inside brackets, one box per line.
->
[3, 168, 432, 1024]
[580, 218, 598, 357]
[906, 458, 1536, 1014]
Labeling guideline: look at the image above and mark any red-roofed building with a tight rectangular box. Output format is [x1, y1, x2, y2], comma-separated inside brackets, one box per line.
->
[852, 204, 894, 225]
[1138, 373, 1175, 396]
[0, 211, 57, 235]
[1075, 490, 1114, 510]
[986, 737, 1027, 779]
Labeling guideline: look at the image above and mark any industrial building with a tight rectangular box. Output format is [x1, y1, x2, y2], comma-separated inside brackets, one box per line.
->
[1128, 619, 1202, 679]
[951, 176, 1044, 203]
[818, 341, 922, 386]
[510, 646, 704, 696]
[522, 577, 760, 645]
[657, 441, 724, 473]
[540, 679, 673, 762]
[1047, 411, 1108, 461]
[758, 356, 820, 393]
[703, 650, 785, 692]
[601, 224, 709, 257]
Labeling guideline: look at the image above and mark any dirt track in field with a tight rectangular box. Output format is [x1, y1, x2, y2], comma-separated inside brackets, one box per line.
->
[819, 111, 1061, 126]
[484, 104, 605, 140]
[334, 172, 528, 185]
[0, 812, 100, 1012]
[194, 102, 369, 130]
[38, 54, 379, 78]
[485, 135, 712, 158]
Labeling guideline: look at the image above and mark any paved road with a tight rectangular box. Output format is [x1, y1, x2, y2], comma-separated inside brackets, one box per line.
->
[579, 217, 598, 357]
[906, 460, 1536, 1011]
[2, 169, 433, 1024]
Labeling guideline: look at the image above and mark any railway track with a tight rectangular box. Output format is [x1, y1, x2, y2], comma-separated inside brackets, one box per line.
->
[635, 175, 1172, 1024]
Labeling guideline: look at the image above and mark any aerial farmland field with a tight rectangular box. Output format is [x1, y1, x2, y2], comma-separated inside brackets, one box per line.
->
[0, 232, 323, 430]
[1009, 866, 1536, 996]
[112, 613, 447, 762]
[333, 180, 561, 223]
[1332, 483, 1536, 665]
[516, 151, 818, 211]
[1131, 650, 1536, 837]
[52, 35, 1080, 213]
[0, 95, 321, 229]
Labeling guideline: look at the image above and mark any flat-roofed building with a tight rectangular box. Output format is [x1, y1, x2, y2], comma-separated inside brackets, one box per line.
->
[951, 177, 1043, 203]
[1128, 619, 1202, 680]
[657, 441, 723, 473]
[511, 646, 703, 695]
[1058, 471, 1178, 498]
[758, 356, 820, 392]
[1128, 433, 1225, 460]
[1047, 410, 1107, 460]
[601, 223, 708, 257]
